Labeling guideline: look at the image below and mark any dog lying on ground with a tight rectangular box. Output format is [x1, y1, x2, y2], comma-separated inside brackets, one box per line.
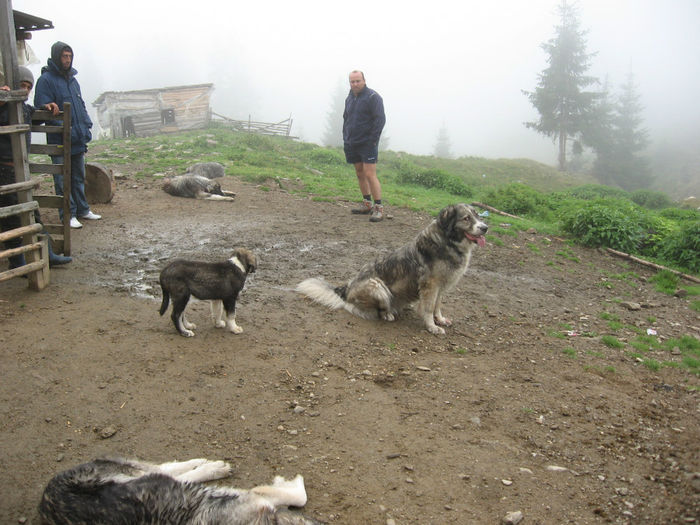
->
[38, 456, 323, 525]
[186, 161, 226, 179]
[162, 174, 235, 201]
[297, 203, 487, 334]
[159, 247, 257, 337]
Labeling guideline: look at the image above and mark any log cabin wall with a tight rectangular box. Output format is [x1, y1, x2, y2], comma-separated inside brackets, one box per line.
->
[93, 83, 213, 138]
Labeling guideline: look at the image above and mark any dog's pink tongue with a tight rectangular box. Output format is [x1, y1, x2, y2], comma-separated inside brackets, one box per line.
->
[477, 236, 486, 248]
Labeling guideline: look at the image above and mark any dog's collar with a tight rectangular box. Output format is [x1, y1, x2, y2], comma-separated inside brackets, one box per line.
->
[229, 256, 246, 274]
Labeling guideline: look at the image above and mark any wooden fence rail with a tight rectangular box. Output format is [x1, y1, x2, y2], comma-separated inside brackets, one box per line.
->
[211, 112, 295, 137]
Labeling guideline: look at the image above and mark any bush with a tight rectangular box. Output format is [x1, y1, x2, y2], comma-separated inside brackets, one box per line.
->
[397, 165, 471, 197]
[630, 189, 673, 209]
[483, 183, 550, 217]
[558, 199, 645, 252]
[563, 184, 630, 201]
[659, 221, 700, 272]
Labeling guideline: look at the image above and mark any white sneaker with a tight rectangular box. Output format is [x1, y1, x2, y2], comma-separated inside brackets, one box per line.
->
[69, 217, 83, 229]
[80, 211, 102, 220]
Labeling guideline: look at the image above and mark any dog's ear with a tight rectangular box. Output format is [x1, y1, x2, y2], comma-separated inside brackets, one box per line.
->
[245, 255, 257, 274]
[437, 204, 458, 234]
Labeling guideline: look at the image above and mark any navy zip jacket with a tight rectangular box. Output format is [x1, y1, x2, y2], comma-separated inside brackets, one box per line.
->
[34, 41, 92, 155]
[342, 86, 385, 146]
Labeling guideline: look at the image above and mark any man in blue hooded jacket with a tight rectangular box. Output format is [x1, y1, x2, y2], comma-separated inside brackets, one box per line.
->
[34, 41, 101, 229]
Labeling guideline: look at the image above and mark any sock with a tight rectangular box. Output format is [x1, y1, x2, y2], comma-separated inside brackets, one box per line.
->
[374, 199, 382, 206]
[363, 194, 371, 202]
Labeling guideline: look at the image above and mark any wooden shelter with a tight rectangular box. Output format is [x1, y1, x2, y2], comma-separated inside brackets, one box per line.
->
[92, 83, 214, 138]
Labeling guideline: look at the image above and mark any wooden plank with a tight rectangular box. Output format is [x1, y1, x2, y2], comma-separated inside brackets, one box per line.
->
[29, 162, 63, 174]
[0, 200, 38, 219]
[31, 125, 63, 133]
[0, 179, 40, 195]
[34, 194, 63, 208]
[0, 240, 43, 260]
[0, 260, 45, 283]
[0, 123, 30, 134]
[0, 223, 42, 243]
[32, 109, 64, 120]
[31, 144, 65, 155]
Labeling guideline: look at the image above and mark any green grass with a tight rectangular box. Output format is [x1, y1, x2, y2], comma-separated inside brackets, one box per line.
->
[601, 335, 625, 348]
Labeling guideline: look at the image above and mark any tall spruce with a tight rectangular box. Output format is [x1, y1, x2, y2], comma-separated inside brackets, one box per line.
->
[594, 72, 651, 190]
[433, 122, 453, 158]
[322, 79, 347, 148]
[523, 0, 599, 170]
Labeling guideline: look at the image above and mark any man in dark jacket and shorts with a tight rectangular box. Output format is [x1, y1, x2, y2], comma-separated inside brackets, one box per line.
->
[34, 41, 100, 229]
[343, 70, 386, 222]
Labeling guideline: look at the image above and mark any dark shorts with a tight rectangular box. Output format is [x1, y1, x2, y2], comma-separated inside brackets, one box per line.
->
[344, 142, 379, 164]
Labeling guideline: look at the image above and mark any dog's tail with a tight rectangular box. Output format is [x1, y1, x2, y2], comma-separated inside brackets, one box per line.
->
[296, 278, 370, 320]
[159, 289, 170, 316]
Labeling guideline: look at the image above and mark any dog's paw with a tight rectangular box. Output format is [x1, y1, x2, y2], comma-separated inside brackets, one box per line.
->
[181, 329, 195, 337]
[214, 320, 226, 328]
[183, 321, 196, 330]
[434, 315, 452, 327]
[427, 324, 446, 335]
[230, 326, 243, 334]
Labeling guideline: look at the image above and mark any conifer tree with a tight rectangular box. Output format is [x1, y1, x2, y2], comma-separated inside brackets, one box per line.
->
[322, 80, 347, 148]
[523, 0, 599, 170]
[433, 123, 453, 158]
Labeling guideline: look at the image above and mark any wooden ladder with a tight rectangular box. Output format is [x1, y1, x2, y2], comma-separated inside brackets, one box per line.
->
[0, 88, 49, 289]
[30, 103, 72, 256]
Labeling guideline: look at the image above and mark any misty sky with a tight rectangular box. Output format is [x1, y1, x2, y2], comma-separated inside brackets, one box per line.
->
[12, 0, 700, 164]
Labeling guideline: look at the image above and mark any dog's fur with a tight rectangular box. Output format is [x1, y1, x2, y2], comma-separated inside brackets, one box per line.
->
[297, 203, 487, 334]
[186, 161, 226, 179]
[159, 248, 257, 337]
[162, 174, 236, 201]
[38, 456, 323, 525]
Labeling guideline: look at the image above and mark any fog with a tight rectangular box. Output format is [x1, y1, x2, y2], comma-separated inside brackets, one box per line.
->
[13, 0, 700, 165]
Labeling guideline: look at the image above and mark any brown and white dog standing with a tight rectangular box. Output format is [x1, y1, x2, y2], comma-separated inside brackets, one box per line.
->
[297, 203, 487, 334]
[159, 248, 256, 337]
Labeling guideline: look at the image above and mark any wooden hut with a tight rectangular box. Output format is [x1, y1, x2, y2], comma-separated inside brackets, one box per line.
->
[92, 83, 213, 138]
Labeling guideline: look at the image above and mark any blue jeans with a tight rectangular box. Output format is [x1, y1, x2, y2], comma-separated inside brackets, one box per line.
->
[52, 152, 90, 219]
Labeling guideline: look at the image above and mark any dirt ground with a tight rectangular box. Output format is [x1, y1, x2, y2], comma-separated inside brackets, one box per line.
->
[1, 171, 698, 525]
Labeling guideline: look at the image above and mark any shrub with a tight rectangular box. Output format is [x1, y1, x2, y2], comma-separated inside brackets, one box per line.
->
[630, 189, 673, 209]
[659, 221, 700, 272]
[483, 183, 549, 217]
[558, 199, 645, 252]
[397, 166, 471, 197]
[563, 184, 630, 201]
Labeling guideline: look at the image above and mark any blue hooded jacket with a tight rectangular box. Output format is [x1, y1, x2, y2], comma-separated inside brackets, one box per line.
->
[34, 41, 92, 154]
[342, 86, 385, 146]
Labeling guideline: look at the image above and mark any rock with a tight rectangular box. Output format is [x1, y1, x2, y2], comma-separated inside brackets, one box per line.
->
[99, 425, 118, 439]
[503, 510, 523, 524]
[546, 465, 569, 472]
[621, 301, 642, 311]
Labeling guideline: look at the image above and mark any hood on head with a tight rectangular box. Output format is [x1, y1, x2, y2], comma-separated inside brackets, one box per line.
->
[50, 41, 73, 69]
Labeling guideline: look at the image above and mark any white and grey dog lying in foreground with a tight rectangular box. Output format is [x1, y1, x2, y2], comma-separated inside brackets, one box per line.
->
[297, 203, 487, 334]
[38, 456, 324, 524]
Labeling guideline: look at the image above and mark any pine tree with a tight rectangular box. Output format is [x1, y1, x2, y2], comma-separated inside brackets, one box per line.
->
[588, 73, 651, 190]
[523, 0, 599, 170]
[321, 79, 347, 148]
[433, 123, 453, 158]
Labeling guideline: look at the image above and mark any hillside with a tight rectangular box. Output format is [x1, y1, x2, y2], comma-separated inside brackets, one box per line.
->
[1, 160, 698, 524]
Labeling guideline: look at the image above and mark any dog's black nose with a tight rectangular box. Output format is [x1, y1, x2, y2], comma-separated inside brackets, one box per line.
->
[480, 224, 488, 233]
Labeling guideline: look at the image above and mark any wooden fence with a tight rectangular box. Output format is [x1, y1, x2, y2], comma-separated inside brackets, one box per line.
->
[211, 112, 295, 138]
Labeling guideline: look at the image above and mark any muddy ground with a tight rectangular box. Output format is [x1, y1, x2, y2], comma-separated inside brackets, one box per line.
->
[1, 171, 698, 525]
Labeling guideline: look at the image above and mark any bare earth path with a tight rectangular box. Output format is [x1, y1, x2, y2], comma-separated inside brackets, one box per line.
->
[1, 174, 698, 524]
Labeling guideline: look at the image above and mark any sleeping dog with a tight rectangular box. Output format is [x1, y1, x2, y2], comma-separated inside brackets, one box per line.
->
[162, 173, 236, 201]
[38, 456, 323, 524]
[159, 248, 257, 337]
